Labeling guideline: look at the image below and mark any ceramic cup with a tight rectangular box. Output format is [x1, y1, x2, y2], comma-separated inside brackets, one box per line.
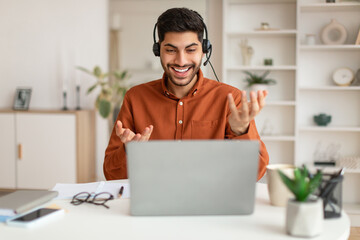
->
[266, 164, 295, 207]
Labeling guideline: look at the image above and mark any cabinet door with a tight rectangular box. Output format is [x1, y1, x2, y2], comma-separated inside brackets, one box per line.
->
[16, 113, 77, 189]
[0, 113, 16, 188]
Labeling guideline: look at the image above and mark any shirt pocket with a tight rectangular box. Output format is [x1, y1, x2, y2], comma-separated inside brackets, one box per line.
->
[191, 120, 219, 139]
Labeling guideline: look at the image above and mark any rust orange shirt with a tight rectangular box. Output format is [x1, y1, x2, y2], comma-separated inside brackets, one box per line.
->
[104, 70, 269, 180]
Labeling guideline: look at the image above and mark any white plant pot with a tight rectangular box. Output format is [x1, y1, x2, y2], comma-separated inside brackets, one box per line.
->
[250, 84, 268, 93]
[286, 198, 323, 238]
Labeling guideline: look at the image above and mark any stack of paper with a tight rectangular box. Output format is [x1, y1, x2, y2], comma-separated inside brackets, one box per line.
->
[52, 181, 130, 199]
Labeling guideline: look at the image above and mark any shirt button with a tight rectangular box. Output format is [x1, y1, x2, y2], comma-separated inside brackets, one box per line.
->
[179, 101, 183, 106]
[179, 120, 183, 124]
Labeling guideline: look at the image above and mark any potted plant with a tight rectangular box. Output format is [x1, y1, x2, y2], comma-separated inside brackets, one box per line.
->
[243, 70, 276, 92]
[278, 165, 323, 238]
[77, 65, 130, 133]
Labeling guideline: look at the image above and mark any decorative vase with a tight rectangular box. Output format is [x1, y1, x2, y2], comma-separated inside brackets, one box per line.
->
[314, 113, 332, 126]
[321, 19, 347, 45]
[286, 198, 324, 238]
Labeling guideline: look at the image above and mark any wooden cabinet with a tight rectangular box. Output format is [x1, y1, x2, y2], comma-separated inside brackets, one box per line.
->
[0, 110, 96, 190]
[0, 113, 16, 188]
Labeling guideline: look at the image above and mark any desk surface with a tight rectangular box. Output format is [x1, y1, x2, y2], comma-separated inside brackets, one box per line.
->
[0, 183, 350, 240]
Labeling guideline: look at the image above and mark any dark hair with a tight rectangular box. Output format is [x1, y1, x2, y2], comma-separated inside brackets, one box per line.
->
[156, 8, 204, 43]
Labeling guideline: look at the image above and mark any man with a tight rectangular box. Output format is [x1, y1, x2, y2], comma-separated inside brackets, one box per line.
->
[104, 8, 269, 181]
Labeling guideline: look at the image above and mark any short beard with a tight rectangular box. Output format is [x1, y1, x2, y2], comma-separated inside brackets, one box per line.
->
[161, 61, 202, 87]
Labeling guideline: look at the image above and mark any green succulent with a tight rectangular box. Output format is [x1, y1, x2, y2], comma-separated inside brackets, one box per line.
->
[243, 70, 276, 87]
[278, 165, 322, 202]
[77, 66, 130, 119]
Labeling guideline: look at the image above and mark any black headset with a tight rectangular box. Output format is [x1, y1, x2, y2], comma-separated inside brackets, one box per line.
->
[152, 18, 212, 66]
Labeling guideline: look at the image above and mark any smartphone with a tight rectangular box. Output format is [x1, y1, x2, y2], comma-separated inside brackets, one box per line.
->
[7, 208, 64, 228]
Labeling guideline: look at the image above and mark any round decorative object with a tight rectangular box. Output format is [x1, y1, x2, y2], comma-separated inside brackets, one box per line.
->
[314, 113, 332, 126]
[321, 19, 347, 45]
[332, 68, 354, 86]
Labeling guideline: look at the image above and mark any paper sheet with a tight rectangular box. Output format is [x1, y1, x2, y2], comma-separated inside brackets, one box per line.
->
[52, 181, 130, 200]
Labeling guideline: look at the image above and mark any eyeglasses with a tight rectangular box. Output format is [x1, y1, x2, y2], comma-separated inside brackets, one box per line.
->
[70, 192, 114, 209]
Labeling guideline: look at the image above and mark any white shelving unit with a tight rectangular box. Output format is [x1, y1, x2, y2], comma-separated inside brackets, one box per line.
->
[223, 0, 298, 165]
[223, 0, 360, 226]
[298, 0, 360, 226]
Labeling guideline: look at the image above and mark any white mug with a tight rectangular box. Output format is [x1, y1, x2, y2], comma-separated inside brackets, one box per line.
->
[266, 164, 295, 207]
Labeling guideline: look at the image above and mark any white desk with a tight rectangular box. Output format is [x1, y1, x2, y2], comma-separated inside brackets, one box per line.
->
[0, 183, 350, 240]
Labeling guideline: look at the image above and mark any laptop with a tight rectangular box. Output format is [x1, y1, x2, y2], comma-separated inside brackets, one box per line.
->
[126, 140, 259, 216]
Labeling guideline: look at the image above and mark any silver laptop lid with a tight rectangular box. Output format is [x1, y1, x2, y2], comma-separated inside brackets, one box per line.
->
[127, 140, 259, 216]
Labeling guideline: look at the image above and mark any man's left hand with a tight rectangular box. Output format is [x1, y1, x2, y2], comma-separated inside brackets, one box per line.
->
[227, 90, 268, 136]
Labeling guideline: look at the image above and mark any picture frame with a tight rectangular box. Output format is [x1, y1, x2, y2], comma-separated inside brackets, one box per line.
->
[13, 88, 32, 110]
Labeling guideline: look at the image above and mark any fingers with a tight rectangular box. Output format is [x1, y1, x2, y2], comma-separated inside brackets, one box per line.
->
[116, 121, 154, 144]
[132, 125, 154, 142]
[227, 93, 238, 116]
[138, 125, 154, 141]
[240, 90, 249, 116]
[120, 128, 135, 143]
[249, 91, 259, 119]
[257, 90, 266, 110]
[115, 120, 124, 137]
[116, 120, 135, 144]
[227, 90, 267, 136]
[262, 90, 268, 98]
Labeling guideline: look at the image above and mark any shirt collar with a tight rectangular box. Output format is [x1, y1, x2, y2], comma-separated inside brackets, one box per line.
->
[161, 69, 204, 99]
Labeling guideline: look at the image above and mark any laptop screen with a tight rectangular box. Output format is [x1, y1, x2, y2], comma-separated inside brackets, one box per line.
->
[127, 140, 259, 216]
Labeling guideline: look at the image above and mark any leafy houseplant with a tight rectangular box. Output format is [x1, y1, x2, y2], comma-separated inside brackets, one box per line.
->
[278, 165, 324, 237]
[243, 71, 276, 91]
[77, 66, 130, 132]
[278, 165, 322, 202]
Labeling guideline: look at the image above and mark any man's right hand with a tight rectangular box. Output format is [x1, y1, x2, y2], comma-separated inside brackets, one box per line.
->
[115, 120, 153, 144]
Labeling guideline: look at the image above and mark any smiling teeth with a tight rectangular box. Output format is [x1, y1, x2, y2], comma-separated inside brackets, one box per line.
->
[174, 67, 189, 73]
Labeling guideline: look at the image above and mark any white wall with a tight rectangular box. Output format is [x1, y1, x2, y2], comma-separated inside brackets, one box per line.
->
[206, 0, 223, 81]
[0, 0, 109, 181]
[109, 0, 221, 85]
[0, 0, 224, 182]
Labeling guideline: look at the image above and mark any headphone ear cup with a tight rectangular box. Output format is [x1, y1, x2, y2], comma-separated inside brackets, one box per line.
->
[202, 39, 211, 54]
[153, 42, 160, 57]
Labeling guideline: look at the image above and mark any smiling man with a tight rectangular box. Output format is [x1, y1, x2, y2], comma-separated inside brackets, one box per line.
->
[104, 8, 269, 181]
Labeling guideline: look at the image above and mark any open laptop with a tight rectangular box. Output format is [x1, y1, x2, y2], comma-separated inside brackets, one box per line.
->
[126, 140, 259, 216]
